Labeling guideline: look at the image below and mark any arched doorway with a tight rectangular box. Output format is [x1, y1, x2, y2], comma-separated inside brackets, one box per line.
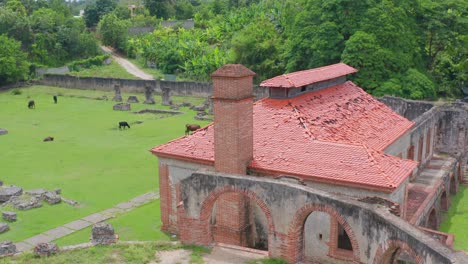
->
[374, 240, 422, 264]
[287, 204, 360, 263]
[199, 188, 274, 251]
[450, 173, 457, 195]
[426, 208, 438, 230]
[440, 190, 449, 211]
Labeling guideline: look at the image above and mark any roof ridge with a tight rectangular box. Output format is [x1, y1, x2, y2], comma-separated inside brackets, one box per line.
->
[362, 144, 398, 188]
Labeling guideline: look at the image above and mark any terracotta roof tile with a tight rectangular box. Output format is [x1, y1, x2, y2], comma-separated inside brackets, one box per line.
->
[151, 81, 416, 192]
[211, 64, 256, 78]
[260, 63, 357, 88]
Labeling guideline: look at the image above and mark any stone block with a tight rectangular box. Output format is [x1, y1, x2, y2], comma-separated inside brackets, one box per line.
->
[34, 242, 59, 257]
[0, 186, 22, 202]
[26, 189, 47, 199]
[2, 211, 16, 222]
[113, 103, 131, 111]
[91, 222, 118, 245]
[44, 191, 61, 205]
[0, 241, 16, 256]
[11, 195, 42, 210]
[0, 223, 9, 234]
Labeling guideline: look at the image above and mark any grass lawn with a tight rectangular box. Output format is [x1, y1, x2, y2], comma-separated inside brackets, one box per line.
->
[66, 60, 139, 79]
[439, 185, 468, 251]
[54, 200, 170, 246]
[0, 242, 210, 264]
[0, 85, 210, 242]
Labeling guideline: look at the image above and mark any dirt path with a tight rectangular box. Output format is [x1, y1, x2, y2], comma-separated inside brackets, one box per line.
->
[101, 46, 155, 80]
[154, 246, 266, 264]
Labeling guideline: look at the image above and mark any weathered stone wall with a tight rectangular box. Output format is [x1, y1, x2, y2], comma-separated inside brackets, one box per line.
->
[177, 172, 467, 264]
[378, 96, 434, 121]
[38, 75, 269, 99]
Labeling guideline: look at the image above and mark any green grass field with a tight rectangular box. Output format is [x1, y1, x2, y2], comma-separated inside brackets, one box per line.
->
[0, 242, 210, 264]
[66, 61, 139, 79]
[0, 86, 210, 244]
[439, 185, 468, 251]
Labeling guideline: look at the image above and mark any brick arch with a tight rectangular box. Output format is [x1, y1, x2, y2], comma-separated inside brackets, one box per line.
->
[449, 172, 457, 195]
[285, 204, 360, 263]
[373, 240, 423, 264]
[440, 189, 449, 211]
[198, 185, 275, 248]
[426, 207, 438, 230]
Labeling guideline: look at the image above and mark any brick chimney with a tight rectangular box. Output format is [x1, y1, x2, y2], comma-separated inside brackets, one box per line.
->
[211, 64, 256, 174]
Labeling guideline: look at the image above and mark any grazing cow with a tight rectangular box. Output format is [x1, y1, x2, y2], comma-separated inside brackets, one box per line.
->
[43, 136, 54, 142]
[53, 95, 57, 104]
[119, 121, 130, 129]
[185, 124, 201, 135]
[28, 100, 35, 109]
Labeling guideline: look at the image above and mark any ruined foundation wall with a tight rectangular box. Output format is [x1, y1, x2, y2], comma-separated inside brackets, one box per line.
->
[178, 172, 467, 264]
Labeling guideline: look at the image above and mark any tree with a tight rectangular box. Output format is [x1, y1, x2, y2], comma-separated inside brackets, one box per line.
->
[143, 0, 175, 19]
[403, 68, 436, 100]
[341, 31, 390, 91]
[231, 17, 284, 81]
[97, 13, 129, 51]
[0, 34, 29, 85]
[84, 0, 116, 28]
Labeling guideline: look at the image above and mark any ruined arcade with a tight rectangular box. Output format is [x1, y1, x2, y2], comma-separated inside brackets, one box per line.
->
[151, 63, 468, 263]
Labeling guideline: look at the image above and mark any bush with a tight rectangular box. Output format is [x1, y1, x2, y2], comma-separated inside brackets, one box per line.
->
[68, 54, 111, 72]
[11, 89, 22, 95]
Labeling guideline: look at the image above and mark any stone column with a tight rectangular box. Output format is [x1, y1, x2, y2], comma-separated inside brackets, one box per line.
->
[205, 97, 213, 115]
[112, 84, 122, 102]
[144, 84, 155, 104]
[162, 88, 172, 106]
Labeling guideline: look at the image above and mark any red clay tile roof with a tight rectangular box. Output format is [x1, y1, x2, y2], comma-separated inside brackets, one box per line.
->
[151, 81, 417, 192]
[260, 63, 357, 88]
[211, 64, 256, 78]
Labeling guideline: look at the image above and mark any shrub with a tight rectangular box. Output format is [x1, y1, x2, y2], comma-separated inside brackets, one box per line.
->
[11, 89, 22, 95]
[68, 54, 111, 72]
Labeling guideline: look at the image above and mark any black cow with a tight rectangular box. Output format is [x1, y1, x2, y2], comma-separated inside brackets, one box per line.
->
[28, 100, 35, 109]
[119, 121, 130, 129]
[43, 136, 54, 142]
[53, 95, 57, 104]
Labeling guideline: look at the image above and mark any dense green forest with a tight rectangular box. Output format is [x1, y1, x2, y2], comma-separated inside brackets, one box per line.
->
[0, 0, 100, 84]
[1, 0, 466, 100]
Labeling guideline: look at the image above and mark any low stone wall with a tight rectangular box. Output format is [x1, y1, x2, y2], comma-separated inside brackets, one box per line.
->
[38, 74, 269, 99]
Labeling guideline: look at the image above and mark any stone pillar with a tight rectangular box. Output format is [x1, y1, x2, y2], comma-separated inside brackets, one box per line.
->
[112, 84, 122, 102]
[211, 64, 255, 174]
[162, 88, 172, 106]
[144, 85, 155, 104]
[205, 97, 213, 115]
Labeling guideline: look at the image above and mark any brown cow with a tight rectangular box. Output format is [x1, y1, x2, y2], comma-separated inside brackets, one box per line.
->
[185, 124, 201, 135]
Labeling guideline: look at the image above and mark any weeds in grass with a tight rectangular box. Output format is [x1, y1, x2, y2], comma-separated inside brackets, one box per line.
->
[11, 89, 21, 95]
[182, 244, 211, 263]
[247, 258, 288, 264]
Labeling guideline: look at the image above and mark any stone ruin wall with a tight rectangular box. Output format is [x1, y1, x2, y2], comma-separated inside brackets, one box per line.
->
[37, 75, 270, 100]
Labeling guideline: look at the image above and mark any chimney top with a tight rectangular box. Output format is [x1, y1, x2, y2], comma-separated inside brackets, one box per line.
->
[211, 64, 256, 78]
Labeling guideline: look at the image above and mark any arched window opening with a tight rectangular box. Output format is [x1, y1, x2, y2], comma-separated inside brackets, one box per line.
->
[337, 224, 353, 251]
